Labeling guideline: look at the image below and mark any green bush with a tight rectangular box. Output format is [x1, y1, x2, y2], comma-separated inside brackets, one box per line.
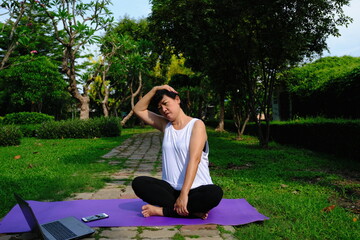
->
[19, 124, 41, 137]
[3, 112, 54, 125]
[242, 119, 360, 160]
[0, 116, 4, 125]
[37, 117, 121, 139]
[207, 118, 360, 160]
[268, 120, 360, 160]
[92, 117, 123, 137]
[0, 125, 22, 146]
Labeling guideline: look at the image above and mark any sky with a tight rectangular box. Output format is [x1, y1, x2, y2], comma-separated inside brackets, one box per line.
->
[111, 0, 360, 58]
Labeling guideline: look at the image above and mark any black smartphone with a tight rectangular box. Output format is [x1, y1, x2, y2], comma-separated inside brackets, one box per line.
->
[81, 213, 109, 222]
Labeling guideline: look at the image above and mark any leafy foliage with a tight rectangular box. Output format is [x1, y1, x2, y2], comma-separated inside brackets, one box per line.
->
[0, 55, 67, 112]
[208, 118, 360, 160]
[283, 56, 360, 118]
[149, 0, 352, 146]
[3, 112, 54, 125]
[0, 125, 22, 146]
[37, 117, 121, 139]
[285, 56, 360, 95]
[18, 124, 41, 137]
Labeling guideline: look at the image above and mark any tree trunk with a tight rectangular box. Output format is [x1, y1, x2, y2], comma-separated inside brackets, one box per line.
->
[64, 47, 92, 120]
[216, 91, 225, 131]
[79, 96, 90, 119]
[101, 70, 110, 117]
[0, 2, 25, 70]
[0, 42, 18, 70]
[239, 114, 250, 138]
[121, 72, 143, 126]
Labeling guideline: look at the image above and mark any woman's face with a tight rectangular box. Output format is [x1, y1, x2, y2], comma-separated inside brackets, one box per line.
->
[157, 95, 180, 121]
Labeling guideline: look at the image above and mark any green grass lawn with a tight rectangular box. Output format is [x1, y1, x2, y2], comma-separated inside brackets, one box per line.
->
[0, 127, 155, 218]
[208, 130, 360, 239]
[0, 127, 359, 239]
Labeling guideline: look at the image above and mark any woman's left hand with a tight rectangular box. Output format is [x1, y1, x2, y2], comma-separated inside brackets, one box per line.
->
[174, 194, 189, 216]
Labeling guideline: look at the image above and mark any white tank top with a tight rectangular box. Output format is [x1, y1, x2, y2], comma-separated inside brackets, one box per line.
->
[162, 118, 213, 190]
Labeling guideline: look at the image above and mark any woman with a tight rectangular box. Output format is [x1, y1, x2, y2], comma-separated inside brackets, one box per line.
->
[132, 85, 223, 219]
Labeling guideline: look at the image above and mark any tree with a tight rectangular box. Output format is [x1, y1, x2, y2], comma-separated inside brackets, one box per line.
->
[238, 0, 351, 146]
[96, 17, 157, 125]
[285, 56, 360, 95]
[149, 0, 352, 147]
[40, 0, 113, 119]
[0, 0, 33, 69]
[0, 55, 67, 112]
[282, 56, 360, 118]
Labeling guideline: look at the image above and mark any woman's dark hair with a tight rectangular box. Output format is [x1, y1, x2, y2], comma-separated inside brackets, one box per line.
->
[150, 89, 179, 112]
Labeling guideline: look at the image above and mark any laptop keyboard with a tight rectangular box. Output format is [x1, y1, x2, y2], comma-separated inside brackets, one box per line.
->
[42, 221, 77, 240]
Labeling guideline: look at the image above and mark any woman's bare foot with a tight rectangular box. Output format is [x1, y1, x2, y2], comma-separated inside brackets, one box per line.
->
[192, 211, 209, 220]
[141, 204, 164, 217]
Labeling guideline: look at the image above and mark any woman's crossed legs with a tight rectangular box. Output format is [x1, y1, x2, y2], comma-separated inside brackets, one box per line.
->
[132, 176, 223, 218]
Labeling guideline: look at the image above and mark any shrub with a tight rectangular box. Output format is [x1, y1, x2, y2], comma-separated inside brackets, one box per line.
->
[242, 118, 360, 160]
[37, 117, 121, 139]
[208, 118, 360, 160]
[19, 124, 41, 137]
[93, 117, 122, 137]
[0, 125, 22, 146]
[3, 112, 54, 125]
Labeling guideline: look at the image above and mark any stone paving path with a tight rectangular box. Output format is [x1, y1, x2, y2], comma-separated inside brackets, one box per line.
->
[1, 132, 235, 240]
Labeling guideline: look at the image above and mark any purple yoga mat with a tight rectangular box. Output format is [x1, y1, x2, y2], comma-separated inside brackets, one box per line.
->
[0, 198, 269, 233]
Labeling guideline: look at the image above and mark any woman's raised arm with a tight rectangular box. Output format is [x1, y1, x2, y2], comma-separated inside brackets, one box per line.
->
[133, 85, 176, 132]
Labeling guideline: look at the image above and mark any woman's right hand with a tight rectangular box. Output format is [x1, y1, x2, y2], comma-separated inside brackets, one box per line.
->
[153, 85, 178, 94]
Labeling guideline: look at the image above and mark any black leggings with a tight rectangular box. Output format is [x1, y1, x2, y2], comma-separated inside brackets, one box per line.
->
[132, 176, 223, 218]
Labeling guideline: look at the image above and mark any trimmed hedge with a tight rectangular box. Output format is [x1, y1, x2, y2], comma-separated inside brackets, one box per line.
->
[265, 120, 360, 160]
[37, 117, 121, 139]
[3, 112, 54, 125]
[0, 125, 22, 146]
[206, 119, 360, 160]
[19, 124, 41, 137]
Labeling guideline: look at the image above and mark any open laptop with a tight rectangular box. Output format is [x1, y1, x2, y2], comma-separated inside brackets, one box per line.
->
[14, 193, 95, 240]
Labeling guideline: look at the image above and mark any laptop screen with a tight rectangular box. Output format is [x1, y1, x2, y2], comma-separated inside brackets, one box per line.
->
[14, 193, 44, 238]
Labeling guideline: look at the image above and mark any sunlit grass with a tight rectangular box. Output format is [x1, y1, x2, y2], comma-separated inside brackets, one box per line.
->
[208, 129, 360, 240]
[0, 127, 156, 217]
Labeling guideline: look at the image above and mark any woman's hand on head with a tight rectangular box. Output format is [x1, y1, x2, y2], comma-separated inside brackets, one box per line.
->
[154, 85, 178, 94]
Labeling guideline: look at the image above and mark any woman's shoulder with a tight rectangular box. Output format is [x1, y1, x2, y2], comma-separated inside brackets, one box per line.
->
[192, 118, 206, 131]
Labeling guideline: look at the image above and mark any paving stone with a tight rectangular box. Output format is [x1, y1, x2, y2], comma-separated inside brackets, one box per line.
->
[120, 193, 137, 199]
[180, 225, 220, 238]
[0, 234, 16, 240]
[133, 172, 153, 177]
[128, 155, 144, 160]
[100, 227, 137, 239]
[109, 180, 127, 185]
[111, 172, 133, 178]
[91, 188, 121, 199]
[221, 233, 236, 240]
[114, 153, 131, 158]
[182, 229, 220, 238]
[70, 192, 94, 200]
[9, 233, 39, 240]
[121, 185, 134, 195]
[108, 161, 121, 165]
[222, 225, 235, 234]
[181, 224, 218, 231]
[184, 237, 223, 240]
[141, 227, 178, 239]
